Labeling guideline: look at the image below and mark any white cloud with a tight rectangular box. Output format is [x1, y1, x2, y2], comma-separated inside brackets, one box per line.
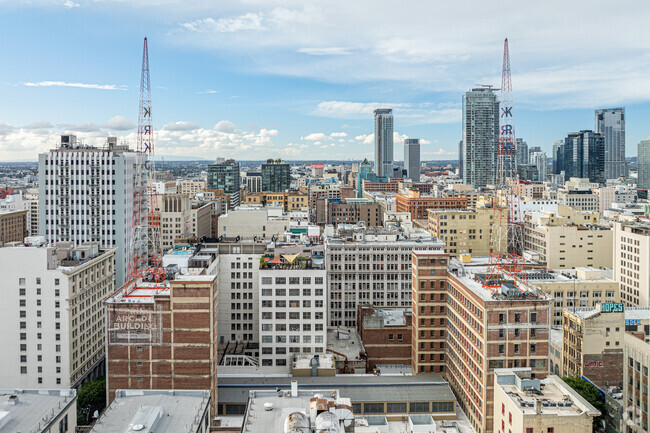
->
[24, 81, 127, 90]
[63, 0, 79, 8]
[330, 132, 347, 138]
[102, 115, 135, 131]
[162, 121, 200, 131]
[23, 121, 53, 130]
[214, 120, 236, 133]
[302, 132, 328, 141]
[297, 47, 353, 56]
[59, 122, 101, 132]
[198, 89, 218, 94]
[180, 13, 264, 33]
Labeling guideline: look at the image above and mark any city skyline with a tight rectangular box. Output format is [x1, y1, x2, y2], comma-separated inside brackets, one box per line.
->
[1, 1, 650, 161]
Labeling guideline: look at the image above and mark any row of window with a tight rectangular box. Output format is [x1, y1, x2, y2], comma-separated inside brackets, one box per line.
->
[261, 277, 324, 285]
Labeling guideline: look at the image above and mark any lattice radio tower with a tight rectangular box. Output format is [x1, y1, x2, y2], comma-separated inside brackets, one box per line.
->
[484, 38, 527, 290]
[125, 37, 165, 290]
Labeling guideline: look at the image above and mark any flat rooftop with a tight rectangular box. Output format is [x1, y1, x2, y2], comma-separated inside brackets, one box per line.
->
[362, 307, 410, 327]
[217, 375, 454, 405]
[496, 372, 600, 418]
[327, 328, 365, 360]
[90, 390, 210, 433]
[0, 389, 76, 433]
[448, 257, 550, 302]
[241, 389, 347, 433]
[106, 280, 171, 304]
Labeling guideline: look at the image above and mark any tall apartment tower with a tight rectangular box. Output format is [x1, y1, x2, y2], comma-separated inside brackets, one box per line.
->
[207, 158, 241, 207]
[461, 88, 499, 188]
[596, 107, 626, 179]
[38, 135, 142, 286]
[639, 139, 650, 190]
[261, 159, 291, 192]
[0, 242, 115, 389]
[613, 220, 650, 307]
[374, 108, 394, 178]
[411, 251, 449, 374]
[403, 138, 421, 182]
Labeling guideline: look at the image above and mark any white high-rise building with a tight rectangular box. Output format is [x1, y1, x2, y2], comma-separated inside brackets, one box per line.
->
[39, 135, 142, 286]
[0, 241, 115, 389]
[613, 220, 650, 307]
[259, 258, 327, 367]
[596, 107, 626, 179]
[461, 87, 499, 187]
[529, 151, 548, 182]
[374, 108, 394, 178]
[404, 138, 421, 182]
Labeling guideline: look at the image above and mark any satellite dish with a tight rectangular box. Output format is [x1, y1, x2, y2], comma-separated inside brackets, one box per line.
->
[133, 424, 145, 431]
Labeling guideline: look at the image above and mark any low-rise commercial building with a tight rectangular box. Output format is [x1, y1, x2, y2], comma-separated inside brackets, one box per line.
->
[90, 389, 210, 433]
[562, 303, 624, 388]
[528, 267, 620, 326]
[0, 388, 77, 433]
[396, 189, 467, 221]
[494, 369, 600, 433]
[358, 306, 412, 370]
[0, 208, 27, 246]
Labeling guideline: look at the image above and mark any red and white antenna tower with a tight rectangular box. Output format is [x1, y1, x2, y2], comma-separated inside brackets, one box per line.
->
[125, 37, 164, 291]
[484, 38, 527, 290]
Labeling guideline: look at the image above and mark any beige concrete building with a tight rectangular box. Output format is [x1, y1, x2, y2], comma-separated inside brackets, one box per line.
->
[529, 267, 620, 326]
[562, 304, 624, 388]
[549, 327, 563, 376]
[157, 195, 211, 249]
[177, 179, 206, 197]
[0, 242, 115, 389]
[623, 332, 650, 432]
[494, 369, 600, 433]
[613, 220, 650, 307]
[218, 206, 292, 240]
[427, 207, 505, 257]
[524, 206, 612, 269]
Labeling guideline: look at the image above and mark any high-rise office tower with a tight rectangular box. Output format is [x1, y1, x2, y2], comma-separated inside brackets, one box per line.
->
[207, 158, 241, 207]
[261, 159, 291, 192]
[374, 108, 394, 177]
[557, 130, 605, 184]
[39, 135, 141, 286]
[403, 138, 421, 182]
[461, 88, 499, 187]
[596, 107, 626, 179]
[529, 151, 547, 182]
[516, 138, 528, 166]
[639, 138, 650, 190]
[552, 140, 563, 174]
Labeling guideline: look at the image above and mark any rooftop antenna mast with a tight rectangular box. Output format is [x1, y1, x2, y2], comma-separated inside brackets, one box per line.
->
[484, 38, 527, 291]
[125, 37, 164, 291]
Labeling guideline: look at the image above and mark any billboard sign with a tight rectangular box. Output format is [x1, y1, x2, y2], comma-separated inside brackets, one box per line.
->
[107, 307, 162, 345]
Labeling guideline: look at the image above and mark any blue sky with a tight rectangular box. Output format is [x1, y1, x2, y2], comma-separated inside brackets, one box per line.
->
[1, 0, 650, 161]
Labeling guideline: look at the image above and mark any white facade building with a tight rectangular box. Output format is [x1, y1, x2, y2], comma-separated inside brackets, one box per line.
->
[259, 262, 327, 367]
[0, 241, 115, 389]
[38, 135, 141, 286]
[325, 225, 444, 328]
[614, 220, 650, 307]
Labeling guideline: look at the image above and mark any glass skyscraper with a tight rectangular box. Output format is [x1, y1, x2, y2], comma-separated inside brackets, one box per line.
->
[207, 158, 241, 207]
[261, 159, 291, 192]
[639, 139, 650, 190]
[595, 107, 626, 179]
[556, 130, 605, 184]
[374, 108, 394, 178]
[404, 138, 421, 182]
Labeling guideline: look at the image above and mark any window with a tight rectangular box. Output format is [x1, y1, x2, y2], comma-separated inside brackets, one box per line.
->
[386, 402, 407, 413]
[547, 428, 554, 433]
[526, 429, 533, 433]
[409, 402, 429, 413]
[530, 312, 537, 322]
[432, 402, 454, 413]
[315, 277, 323, 285]
[514, 313, 521, 323]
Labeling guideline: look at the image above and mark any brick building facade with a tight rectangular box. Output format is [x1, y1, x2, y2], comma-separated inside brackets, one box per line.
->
[105, 274, 218, 417]
[358, 305, 412, 370]
[396, 190, 467, 220]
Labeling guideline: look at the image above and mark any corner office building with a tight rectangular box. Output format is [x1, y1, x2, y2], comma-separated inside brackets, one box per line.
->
[39, 135, 144, 286]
